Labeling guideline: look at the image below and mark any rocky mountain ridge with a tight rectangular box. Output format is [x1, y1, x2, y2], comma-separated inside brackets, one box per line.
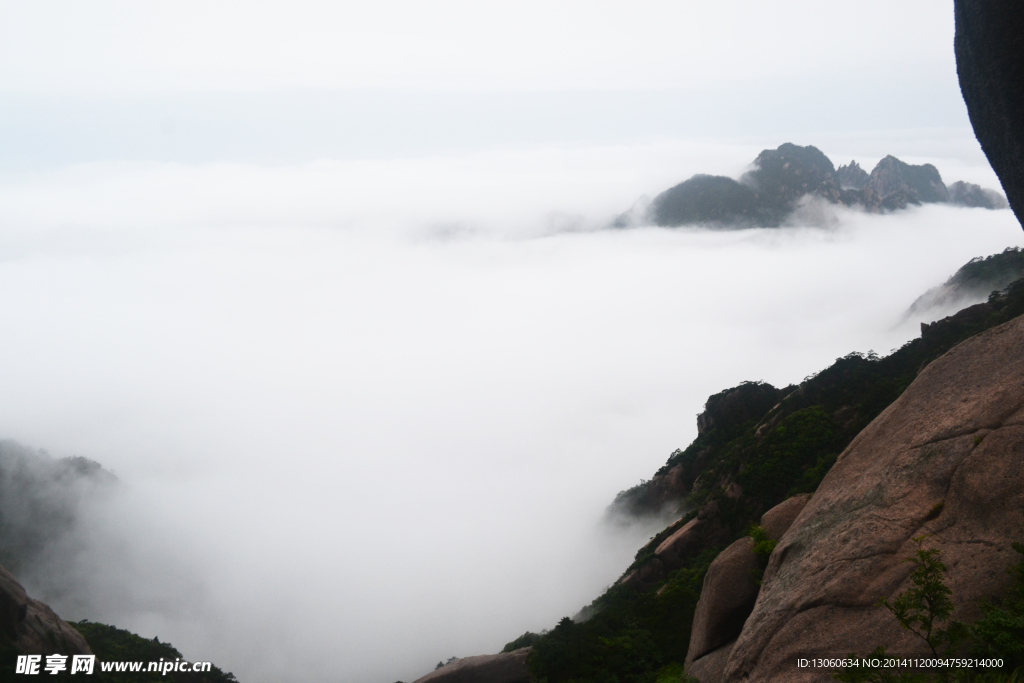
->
[617, 143, 1008, 229]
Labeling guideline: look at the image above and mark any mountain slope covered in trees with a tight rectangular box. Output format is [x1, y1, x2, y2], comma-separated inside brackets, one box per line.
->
[504, 253, 1024, 683]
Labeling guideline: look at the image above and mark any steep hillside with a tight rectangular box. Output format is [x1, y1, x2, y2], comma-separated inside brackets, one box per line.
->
[511, 261, 1024, 683]
[724, 299, 1024, 682]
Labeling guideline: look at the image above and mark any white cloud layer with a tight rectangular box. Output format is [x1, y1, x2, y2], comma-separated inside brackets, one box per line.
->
[0, 137, 1019, 682]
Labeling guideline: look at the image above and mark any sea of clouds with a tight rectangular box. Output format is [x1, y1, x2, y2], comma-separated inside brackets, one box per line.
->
[0, 136, 1020, 683]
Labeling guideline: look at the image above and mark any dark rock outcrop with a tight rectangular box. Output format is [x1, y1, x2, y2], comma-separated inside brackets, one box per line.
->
[410, 648, 530, 683]
[609, 382, 784, 520]
[722, 313, 1024, 682]
[0, 564, 90, 655]
[955, 0, 1024, 229]
[697, 382, 782, 438]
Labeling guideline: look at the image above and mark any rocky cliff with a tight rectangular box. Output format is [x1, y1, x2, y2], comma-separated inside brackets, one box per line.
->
[623, 143, 1008, 229]
[718, 304, 1024, 682]
[0, 563, 90, 657]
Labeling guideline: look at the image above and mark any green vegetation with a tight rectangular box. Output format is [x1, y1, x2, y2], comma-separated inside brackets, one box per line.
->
[525, 274, 1024, 682]
[835, 535, 1024, 683]
[0, 621, 236, 683]
[946, 248, 1024, 298]
[502, 631, 543, 653]
[71, 620, 236, 683]
[655, 273, 1024, 538]
[877, 537, 967, 658]
[748, 525, 777, 586]
[968, 539, 1024, 670]
[528, 548, 718, 683]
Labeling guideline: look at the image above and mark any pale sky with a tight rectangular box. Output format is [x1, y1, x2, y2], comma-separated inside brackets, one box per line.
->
[0, 1, 967, 166]
[0, 1, 953, 93]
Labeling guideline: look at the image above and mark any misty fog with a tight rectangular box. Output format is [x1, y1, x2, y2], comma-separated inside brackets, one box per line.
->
[0, 136, 1020, 683]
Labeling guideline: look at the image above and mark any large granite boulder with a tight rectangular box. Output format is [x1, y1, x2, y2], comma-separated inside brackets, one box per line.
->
[684, 495, 812, 682]
[0, 564, 90, 655]
[955, 0, 1024, 228]
[722, 313, 1024, 682]
[686, 538, 760, 667]
[759, 494, 811, 542]
[410, 648, 530, 683]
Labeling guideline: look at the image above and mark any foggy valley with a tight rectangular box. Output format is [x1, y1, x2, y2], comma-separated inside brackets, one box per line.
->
[0, 2, 1021, 682]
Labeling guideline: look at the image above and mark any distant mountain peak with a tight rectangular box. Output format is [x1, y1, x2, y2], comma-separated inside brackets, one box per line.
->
[623, 143, 1008, 229]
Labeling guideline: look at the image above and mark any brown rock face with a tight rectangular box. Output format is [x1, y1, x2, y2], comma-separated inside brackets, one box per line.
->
[759, 494, 811, 542]
[410, 648, 530, 683]
[0, 564, 90, 655]
[722, 314, 1024, 682]
[686, 538, 759, 666]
